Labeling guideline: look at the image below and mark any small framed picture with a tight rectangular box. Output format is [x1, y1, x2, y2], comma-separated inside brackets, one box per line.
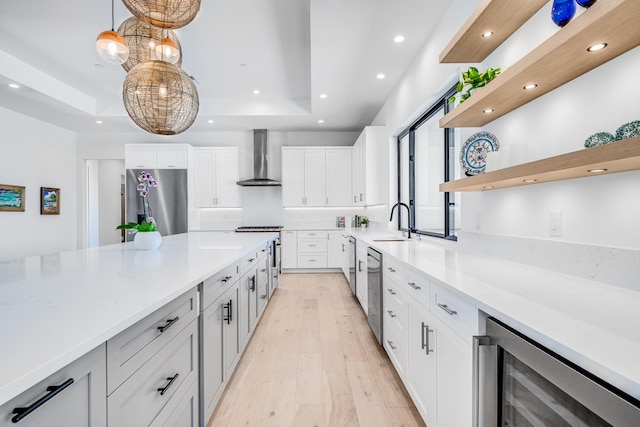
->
[41, 187, 60, 215]
[0, 184, 26, 212]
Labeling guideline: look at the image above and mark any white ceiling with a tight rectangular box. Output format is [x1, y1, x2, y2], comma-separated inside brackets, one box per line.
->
[0, 0, 448, 134]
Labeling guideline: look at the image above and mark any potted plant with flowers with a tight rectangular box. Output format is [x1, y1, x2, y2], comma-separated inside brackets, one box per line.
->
[117, 171, 162, 249]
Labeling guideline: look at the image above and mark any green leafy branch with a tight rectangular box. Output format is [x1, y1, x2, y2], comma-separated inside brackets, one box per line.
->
[448, 66, 501, 105]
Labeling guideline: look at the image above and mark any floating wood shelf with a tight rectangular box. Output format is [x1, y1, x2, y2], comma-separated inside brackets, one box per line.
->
[440, 0, 548, 63]
[439, 0, 640, 129]
[439, 137, 640, 192]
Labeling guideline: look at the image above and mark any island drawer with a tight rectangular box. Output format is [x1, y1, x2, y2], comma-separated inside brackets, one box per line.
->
[202, 262, 239, 310]
[107, 319, 198, 426]
[240, 251, 258, 275]
[106, 288, 197, 394]
[431, 282, 478, 343]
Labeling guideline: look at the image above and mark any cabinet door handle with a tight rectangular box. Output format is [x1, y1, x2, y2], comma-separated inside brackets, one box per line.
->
[386, 288, 396, 295]
[221, 275, 232, 283]
[360, 193, 363, 201]
[228, 299, 233, 322]
[261, 268, 267, 272]
[386, 340, 397, 350]
[408, 282, 421, 291]
[387, 267, 396, 273]
[261, 294, 268, 300]
[438, 303, 458, 316]
[354, 196, 357, 203]
[157, 373, 179, 396]
[223, 301, 231, 324]
[11, 378, 74, 423]
[157, 316, 179, 333]
[386, 309, 396, 318]
[342, 244, 345, 252]
[308, 244, 316, 247]
[249, 276, 256, 291]
[248, 258, 255, 263]
[358, 260, 363, 272]
[167, 164, 175, 168]
[422, 322, 434, 355]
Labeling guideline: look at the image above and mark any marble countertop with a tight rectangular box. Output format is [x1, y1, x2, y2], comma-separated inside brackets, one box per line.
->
[348, 229, 640, 401]
[0, 231, 277, 407]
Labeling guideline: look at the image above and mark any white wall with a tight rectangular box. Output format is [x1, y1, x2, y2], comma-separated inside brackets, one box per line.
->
[0, 107, 78, 261]
[372, 0, 640, 251]
[98, 160, 125, 245]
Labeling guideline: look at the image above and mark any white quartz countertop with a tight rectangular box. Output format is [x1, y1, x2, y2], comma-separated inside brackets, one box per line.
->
[348, 229, 640, 401]
[0, 231, 277, 406]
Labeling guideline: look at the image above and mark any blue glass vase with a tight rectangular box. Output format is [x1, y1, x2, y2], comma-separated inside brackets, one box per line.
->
[576, 0, 597, 8]
[551, 0, 576, 27]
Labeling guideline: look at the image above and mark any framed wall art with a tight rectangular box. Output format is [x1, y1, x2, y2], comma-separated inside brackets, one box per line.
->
[0, 184, 26, 212]
[41, 187, 60, 215]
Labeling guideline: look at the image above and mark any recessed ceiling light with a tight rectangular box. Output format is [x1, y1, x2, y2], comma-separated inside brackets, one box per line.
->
[522, 179, 537, 183]
[320, 93, 327, 99]
[523, 83, 538, 90]
[587, 43, 607, 52]
[394, 35, 405, 43]
[481, 31, 494, 38]
[8, 83, 20, 89]
[376, 73, 386, 79]
[483, 186, 494, 189]
[253, 89, 260, 94]
[96, 120, 103, 124]
[587, 168, 608, 173]
[318, 119, 325, 124]
[208, 119, 214, 124]
[483, 108, 494, 113]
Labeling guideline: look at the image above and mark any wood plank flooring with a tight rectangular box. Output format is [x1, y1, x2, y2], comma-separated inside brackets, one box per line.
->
[208, 273, 425, 427]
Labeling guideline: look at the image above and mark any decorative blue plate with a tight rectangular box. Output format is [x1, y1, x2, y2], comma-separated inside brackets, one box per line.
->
[460, 132, 500, 176]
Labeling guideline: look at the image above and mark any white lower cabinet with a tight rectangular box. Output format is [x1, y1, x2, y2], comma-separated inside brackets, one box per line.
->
[0, 345, 106, 426]
[406, 298, 437, 427]
[355, 244, 368, 313]
[381, 258, 475, 427]
[280, 230, 297, 269]
[223, 281, 240, 378]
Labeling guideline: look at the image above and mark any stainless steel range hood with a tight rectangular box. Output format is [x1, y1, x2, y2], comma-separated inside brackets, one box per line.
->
[237, 129, 282, 186]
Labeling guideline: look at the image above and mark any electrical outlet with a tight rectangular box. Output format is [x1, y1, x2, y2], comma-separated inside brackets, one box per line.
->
[549, 211, 562, 237]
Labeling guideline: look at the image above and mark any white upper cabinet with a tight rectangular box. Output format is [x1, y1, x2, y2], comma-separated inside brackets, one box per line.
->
[281, 149, 306, 207]
[193, 147, 239, 208]
[352, 126, 389, 206]
[125, 144, 188, 169]
[303, 149, 326, 207]
[282, 147, 351, 207]
[326, 149, 352, 207]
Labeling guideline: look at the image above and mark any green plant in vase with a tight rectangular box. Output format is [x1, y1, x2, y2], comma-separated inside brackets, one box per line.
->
[448, 66, 501, 106]
[117, 171, 158, 232]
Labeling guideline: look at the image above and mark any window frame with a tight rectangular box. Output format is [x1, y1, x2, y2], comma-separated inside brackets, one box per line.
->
[396, 85, 457, 241]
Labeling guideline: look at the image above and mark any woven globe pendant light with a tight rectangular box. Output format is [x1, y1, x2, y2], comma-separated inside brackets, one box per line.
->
[121, 0, 201, 29]
[123, 61, 199, 135]
[118, 17, 182, 72]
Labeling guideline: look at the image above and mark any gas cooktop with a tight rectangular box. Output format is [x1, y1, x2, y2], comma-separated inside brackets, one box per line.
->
[235, 226, 283, 232]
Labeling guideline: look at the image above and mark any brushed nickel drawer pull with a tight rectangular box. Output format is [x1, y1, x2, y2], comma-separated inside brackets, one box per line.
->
[386, 310, 396, 318]
[408, 282, 421, 290]
[438, 303, 458, 316]
[386, 288, 396, 295]
[386, 340, 397, 350]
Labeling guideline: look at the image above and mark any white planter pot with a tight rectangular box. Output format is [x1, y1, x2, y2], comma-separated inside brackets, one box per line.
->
[134, 231, 162, 250]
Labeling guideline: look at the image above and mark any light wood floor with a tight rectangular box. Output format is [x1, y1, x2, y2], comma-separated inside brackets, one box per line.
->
[208, 273, 426, 427]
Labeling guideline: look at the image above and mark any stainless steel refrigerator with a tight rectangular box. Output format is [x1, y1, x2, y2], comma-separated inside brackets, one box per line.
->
[125, 169, 188, 241]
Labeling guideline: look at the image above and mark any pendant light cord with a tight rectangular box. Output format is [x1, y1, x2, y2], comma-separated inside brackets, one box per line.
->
[111, 0, 115, 31]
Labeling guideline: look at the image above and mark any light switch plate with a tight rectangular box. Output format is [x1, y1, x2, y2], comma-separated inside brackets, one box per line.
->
[549, 211, 562, 237]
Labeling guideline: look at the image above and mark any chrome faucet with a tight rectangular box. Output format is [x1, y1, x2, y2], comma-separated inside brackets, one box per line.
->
[389, 202, 411, 239]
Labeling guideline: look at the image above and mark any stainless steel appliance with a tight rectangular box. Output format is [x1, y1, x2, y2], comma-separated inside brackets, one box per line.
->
[125, 169, 188, 241]
[348, 237, 356, 295]
[474, 317, 640, 427]
[236, 129, 281, 186]
[367, 247, 382, 345]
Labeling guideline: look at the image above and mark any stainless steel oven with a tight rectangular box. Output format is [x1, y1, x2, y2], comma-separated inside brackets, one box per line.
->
[474, 317, 640, 427]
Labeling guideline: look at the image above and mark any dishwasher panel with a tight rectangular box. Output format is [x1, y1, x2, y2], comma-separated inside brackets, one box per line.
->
[367, 248, 383, 345]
